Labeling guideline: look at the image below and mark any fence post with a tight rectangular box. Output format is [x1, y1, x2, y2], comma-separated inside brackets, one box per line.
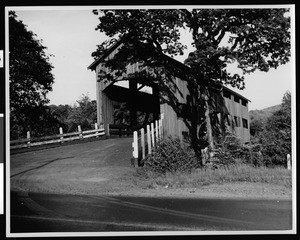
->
[151, 122, 155, 148]
[155, 120, 159, 143]
[141, 128, 145, 160]
[147, 124, 151, 155]
[107, 124, 110, 137]
[78, 125, 83, 139]
[160, 113, 164, 139]
[59, 127, 64, 143]
[158, 119, 163, 140]
[26, 131, 31, 148]
[287, 154, 291, 170]
[95, 123, 99, 138]
[132, 131, 138, 167]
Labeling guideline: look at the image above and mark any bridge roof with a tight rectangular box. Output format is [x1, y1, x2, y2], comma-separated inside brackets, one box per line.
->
[87, 40, 123, 71]
[87, 39, 189, 72]
[88, 39, 250, 103]
[223, 86, 251, 102]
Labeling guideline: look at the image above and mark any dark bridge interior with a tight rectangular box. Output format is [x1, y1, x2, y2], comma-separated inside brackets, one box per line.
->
[103, 79, 160, 127]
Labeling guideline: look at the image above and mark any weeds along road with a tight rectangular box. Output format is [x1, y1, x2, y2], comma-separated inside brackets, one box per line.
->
[9, 137, 293, 233]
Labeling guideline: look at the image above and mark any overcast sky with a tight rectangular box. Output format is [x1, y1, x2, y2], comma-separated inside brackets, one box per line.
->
[10, 7, 294, 111]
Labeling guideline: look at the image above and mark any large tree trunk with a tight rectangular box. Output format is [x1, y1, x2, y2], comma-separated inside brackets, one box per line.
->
[205, 100, 214, 150]
[152, 85, 160, 121]
[204, 88, 214, 150]
[189, 98, 203, 165]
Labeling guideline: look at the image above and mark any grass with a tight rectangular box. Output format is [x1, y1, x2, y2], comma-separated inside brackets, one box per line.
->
[134, 164, 292, 190]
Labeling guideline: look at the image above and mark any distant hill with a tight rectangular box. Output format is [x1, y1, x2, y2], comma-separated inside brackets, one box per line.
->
[249, 104, 281, 123]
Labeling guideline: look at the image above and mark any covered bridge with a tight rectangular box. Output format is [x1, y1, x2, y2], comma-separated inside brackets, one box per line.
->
[88, 40, 250, 145]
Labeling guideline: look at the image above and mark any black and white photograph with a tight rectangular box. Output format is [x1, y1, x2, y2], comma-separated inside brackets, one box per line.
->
[4, 4, 296, 238]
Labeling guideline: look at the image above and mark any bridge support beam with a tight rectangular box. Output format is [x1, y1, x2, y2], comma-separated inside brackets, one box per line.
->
[152, 85, 160, 121]
[129, 80, 138, 127]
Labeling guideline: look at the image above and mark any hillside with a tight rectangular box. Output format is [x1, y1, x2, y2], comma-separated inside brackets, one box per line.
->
[249, 104, 281, 123]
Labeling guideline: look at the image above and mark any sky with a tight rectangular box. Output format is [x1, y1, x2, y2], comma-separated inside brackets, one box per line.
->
[10, 7, 294, 111]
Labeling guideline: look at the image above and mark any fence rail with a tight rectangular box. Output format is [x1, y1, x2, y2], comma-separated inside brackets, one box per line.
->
[10, 123, 105, 150]
[107, 124, 139, 137]
[131, 114, 164, 167]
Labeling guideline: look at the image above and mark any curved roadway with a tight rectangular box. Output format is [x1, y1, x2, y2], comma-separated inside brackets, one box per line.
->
[9, 137, 293, 234]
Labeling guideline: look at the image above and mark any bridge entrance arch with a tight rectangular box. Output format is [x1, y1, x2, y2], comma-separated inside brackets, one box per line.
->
[98, 77, 160, 131]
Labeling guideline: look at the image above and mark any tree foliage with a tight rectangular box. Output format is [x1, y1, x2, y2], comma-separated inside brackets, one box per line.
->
[10, 93, 97, 140]
[251, 91, 291, 166]
[9, 12, 98, 140]
[9, 11, 55, 139]
[249, 104, 281, 136]
[49, 94, 97, 133]
[9, 11, 54, 110]
[10, 105, 61, 139]
[65, 94, 97, 132]
[92, 8, 291, 161]
[93, 9, 290, 85]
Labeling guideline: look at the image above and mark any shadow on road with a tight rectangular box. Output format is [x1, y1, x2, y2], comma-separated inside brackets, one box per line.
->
[11, 156, 75, 178]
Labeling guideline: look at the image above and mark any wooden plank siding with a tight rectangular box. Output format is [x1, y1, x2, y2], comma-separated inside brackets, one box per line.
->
[160, 76, 189, 142]
[160, 103, 188, 142]
[223, 92, 250, 143]
[95, 49, 122, 128]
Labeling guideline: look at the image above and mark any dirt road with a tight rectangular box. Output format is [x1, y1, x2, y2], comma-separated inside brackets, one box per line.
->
[10, 137, 292, 199]
[10, 137, 137, 195]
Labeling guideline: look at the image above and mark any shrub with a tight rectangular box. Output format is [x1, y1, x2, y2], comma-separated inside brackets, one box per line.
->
[213, 129, 244, 166]
[213, 129, 265, 167]
[143, 136, 201, 174]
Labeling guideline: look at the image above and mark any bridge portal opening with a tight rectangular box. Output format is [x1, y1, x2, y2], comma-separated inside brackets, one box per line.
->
[102, 78, 160, 129]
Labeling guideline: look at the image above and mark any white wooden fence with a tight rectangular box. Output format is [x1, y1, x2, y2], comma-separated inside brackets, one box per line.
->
[132, 114, 164, 167]
[10, 123, 105, 150]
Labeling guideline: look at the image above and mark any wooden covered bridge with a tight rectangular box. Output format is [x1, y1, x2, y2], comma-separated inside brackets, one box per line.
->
[88, 40, 251, 150]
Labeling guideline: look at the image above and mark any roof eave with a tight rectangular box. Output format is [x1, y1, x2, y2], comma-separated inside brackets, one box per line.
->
[87, 39, 123, 71]
[223, 86, 251, 102]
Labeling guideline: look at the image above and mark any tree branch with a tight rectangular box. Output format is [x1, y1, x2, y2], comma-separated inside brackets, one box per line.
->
[215, 29, 226, 45]
[230, 35, 243, 51]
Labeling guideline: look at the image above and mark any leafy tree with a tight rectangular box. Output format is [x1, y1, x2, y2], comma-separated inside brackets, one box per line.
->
[65, 94, 97, 132]
[9, 11, 54, 139]
[10, 105, 61, 139]
[47, 96, 97, 134]
[281, 90, 291, 117]
[92, 9, 290, 162]
[249, 104, 282, 136]
[49, 104, 72, 125]
[48, 104, 72, 133]
[257, 91, 291, 166]
[250, 118, 264, 136]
